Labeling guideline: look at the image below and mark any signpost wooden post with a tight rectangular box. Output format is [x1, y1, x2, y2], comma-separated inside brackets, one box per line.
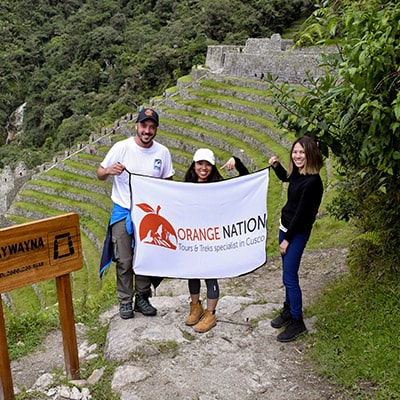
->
[0, 213, 83, 400]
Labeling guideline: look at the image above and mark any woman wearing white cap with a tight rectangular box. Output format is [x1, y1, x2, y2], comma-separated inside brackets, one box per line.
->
[183, 148, 249, 332]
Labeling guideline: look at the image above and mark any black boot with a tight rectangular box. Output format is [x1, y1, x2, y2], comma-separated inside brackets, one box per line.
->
[119, 302, 134, 319]
[271, 303, 291, 329]
[277, 317, 307, 342]
[134, 293, 157, 316]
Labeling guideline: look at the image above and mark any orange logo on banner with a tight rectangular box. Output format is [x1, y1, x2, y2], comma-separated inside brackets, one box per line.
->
[136, 203, 177, 250]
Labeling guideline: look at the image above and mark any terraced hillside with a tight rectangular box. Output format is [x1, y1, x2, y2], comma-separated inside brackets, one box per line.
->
[2, 70, 336, 316]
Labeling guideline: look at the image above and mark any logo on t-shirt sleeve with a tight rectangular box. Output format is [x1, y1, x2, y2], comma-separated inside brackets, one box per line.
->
[154, 159, 162, 170]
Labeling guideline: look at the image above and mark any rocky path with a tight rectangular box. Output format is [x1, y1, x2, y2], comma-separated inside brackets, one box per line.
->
[10, 248, 352, 399]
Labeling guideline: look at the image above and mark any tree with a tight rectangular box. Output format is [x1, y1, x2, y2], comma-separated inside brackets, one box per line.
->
[0, 0, 310, 167]
[268, 0, 400, 277]
[55, 115, 94, 150]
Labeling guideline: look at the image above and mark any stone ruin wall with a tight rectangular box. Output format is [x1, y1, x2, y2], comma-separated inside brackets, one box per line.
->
[0, 162, 33, 215]
[205, 34, 335, 83]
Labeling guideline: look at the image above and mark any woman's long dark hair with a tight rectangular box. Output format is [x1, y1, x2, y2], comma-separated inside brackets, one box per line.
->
[288, 135, 323, 176]
[184, 162, 223, 183]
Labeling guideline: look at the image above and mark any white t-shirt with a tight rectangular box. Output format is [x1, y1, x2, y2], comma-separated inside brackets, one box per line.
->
[100, 137, 175, 209]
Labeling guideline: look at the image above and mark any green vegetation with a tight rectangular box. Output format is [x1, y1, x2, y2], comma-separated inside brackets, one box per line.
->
[270, 0, 400, 276]
[27, 179, 112, 209]
[45, 168, 110, 188]
[268, 0, 400, 398]
[6, 309, 60, 360]
[308, 276, 400, 399]
[0, 0, 311, 170]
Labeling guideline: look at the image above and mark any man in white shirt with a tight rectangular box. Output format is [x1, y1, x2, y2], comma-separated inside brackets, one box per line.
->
[97, 108, 174, 319]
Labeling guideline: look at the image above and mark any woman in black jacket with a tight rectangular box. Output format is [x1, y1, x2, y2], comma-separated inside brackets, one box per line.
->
[269, 136, 323, 342]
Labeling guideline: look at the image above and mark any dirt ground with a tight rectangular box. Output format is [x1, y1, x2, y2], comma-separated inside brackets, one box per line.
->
[10, 248, 354, 399]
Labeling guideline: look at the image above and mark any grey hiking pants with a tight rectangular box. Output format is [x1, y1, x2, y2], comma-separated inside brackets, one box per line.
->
[112, 219, 152, 304]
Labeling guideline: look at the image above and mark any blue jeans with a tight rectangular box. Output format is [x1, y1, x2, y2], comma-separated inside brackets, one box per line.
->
[279, 229, 310, 319]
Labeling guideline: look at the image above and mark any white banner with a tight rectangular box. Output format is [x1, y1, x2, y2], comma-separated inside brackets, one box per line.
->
[131, 169, 269, 279]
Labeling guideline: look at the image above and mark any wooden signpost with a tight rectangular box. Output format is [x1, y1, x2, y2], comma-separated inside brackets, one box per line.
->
[0, 213, 83, 400]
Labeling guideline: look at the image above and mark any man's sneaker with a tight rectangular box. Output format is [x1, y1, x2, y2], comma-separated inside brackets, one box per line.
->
[119, 302, 134, 319]
[134, 293, 157, 316]
[185, 302, 204, 326]
[193, 309, 216, 333]
[277, 317, 307, 342]
[271, 303, 291, 329]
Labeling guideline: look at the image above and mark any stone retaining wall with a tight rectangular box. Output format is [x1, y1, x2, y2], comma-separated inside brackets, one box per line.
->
[206, 34, 335, 84]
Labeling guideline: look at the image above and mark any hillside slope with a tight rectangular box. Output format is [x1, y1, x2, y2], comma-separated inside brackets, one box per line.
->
[2, 68, 339, 316]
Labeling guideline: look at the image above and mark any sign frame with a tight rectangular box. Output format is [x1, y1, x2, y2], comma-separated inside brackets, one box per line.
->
[0, 213, 83, 400]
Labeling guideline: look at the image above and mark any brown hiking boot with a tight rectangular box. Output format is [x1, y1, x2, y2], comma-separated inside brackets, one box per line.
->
[185, 302, 204, 326]
[193, 309, 216, 333]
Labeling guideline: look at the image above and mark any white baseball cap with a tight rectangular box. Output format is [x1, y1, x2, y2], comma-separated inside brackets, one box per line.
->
[193, 148, 215, 165]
